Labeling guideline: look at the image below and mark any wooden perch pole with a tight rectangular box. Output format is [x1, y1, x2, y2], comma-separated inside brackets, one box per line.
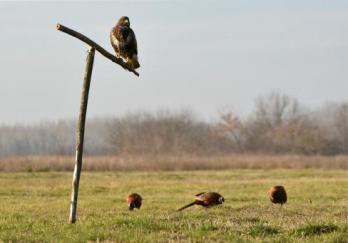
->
[57, 22, 139, 224]
[69, 47, 95, 224]
[56, 23, 139, 77]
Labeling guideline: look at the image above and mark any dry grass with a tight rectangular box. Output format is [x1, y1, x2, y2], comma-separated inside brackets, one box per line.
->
[0, 154, 347, 172]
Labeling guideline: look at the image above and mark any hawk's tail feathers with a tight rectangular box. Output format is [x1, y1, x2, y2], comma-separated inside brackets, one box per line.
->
[129, 54, 140, 69]
[177, 201, 196, 211]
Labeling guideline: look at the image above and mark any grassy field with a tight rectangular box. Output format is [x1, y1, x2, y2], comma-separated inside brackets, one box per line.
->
[0, 169, 347, 242]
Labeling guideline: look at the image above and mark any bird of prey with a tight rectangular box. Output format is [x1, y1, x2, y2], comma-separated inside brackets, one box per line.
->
[177, 192, 224, 211]
[268, 185, 287, 207]
[110, 16, 140, 69]
[127, 193, 142, 210]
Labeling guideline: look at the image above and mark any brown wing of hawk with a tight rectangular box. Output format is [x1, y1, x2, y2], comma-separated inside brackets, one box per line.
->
[110, 16, 140, 69]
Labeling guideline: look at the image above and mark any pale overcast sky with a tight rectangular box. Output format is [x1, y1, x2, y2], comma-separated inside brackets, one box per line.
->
[0, 1, 347, 124]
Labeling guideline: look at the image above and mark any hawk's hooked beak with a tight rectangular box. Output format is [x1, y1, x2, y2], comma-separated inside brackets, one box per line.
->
[123, 19, 130, 26]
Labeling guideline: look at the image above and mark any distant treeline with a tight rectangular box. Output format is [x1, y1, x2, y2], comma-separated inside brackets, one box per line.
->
[0, 92, 347, 157]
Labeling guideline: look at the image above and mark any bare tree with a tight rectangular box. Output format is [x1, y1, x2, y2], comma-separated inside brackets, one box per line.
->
[244, 92, 304, 152]
[214, 112, 246, 152]
[334, 103, 348, 154]
[107, 110, 215, 155]
[1, 94, 347, 157]
[254, 92, 302, 129]
[270, 117, 327, 154]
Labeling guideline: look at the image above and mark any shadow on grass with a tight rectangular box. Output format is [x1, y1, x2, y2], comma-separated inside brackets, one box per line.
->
[294, 223, 339, 237]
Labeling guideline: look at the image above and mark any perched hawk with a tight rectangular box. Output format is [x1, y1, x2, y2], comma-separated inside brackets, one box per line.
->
[110, 16, 140, 69]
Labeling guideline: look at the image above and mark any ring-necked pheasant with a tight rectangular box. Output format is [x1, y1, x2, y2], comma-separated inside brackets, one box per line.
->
[268, 185, 287, 207]
[127, 193, 142, 210]
[177, 192, 224, 211]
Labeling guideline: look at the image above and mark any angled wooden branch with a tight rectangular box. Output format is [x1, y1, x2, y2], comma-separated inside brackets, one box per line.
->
[56, 23, 139, 77]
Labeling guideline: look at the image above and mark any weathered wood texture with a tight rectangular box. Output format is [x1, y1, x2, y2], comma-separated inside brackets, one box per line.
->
[69, 47, 95, 224]
[56, 23, 139, 77]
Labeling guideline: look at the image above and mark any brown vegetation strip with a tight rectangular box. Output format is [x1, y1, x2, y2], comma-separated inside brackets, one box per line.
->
[0, 154, 347, 172]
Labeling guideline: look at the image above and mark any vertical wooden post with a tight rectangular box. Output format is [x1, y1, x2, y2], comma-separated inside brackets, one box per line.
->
[69, 47, 95, 223]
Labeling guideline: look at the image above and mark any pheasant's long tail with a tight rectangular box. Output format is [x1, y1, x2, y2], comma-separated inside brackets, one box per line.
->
[177, 201, 196, 211]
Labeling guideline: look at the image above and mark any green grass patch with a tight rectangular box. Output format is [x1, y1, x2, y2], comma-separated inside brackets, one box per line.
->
[249, 223, 279, 237]
[0, 169, 347, 242]
[294, 223, 339, 237]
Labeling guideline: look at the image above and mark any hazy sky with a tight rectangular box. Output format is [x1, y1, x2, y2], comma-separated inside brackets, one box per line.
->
[0, 1, 347, 124]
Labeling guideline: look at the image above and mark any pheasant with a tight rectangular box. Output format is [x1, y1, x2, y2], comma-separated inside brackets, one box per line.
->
[127, 193, 142, 210]
[177, 192, 224, 211]
[268, 185, 287, 207]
